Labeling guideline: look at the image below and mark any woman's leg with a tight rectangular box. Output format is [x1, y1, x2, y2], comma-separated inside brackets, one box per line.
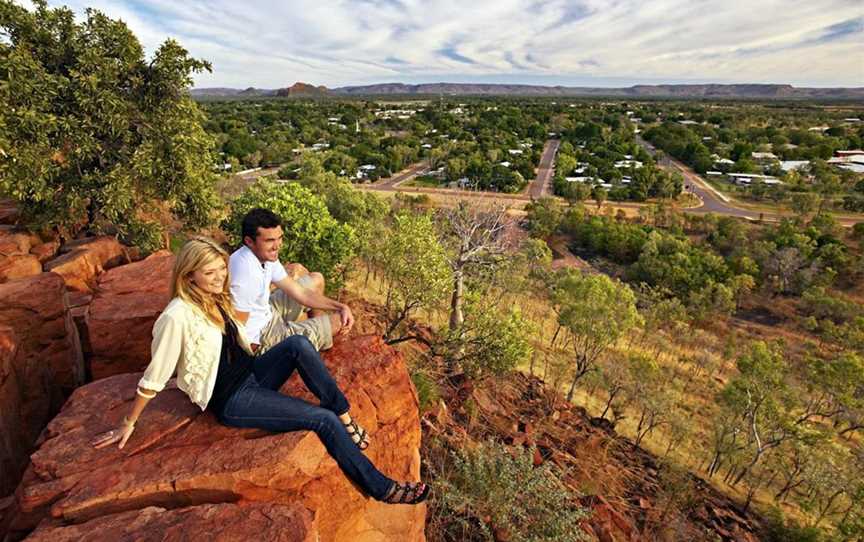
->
[219, 381, 393, 500]
[252, 335, 349, 415]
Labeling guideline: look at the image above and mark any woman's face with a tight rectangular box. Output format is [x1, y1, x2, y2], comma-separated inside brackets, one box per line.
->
[190, 257, 227, 295]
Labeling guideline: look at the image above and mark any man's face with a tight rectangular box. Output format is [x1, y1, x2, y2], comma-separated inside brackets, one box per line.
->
[245, 225, 283, 262]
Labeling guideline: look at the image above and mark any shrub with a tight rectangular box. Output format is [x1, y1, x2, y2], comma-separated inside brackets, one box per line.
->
[222, 180, 355, 288]
[433, 439, 589, 542]
[442, 296, 534, 380]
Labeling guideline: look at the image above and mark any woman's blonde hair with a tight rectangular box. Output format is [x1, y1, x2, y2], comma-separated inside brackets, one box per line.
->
[170, 238, 237, 327]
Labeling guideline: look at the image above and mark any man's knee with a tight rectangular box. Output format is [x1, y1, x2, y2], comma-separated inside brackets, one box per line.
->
[309, 272, 325, 293]
[285, 263, 308, 280]
[328, 313, 342, 336]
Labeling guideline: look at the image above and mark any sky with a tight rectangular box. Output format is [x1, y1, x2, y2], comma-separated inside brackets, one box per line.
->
[18, 0, 864, 88]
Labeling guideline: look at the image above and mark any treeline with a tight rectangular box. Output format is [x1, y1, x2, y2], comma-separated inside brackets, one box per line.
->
[525, 198, 864, 539]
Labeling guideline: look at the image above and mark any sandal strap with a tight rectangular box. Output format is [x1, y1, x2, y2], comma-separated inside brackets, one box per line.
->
[387, 482, 427, 504]
[343, 419, 369, 449]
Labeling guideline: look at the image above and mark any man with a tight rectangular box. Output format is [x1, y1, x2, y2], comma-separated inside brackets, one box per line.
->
[229, 208, 354, 354]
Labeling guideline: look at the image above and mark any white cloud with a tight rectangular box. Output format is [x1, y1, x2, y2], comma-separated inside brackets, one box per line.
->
[33, 0, 864, 87]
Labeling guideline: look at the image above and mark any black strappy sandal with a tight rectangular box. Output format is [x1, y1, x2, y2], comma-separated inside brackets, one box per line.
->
[383, 481, 430, 505]
[343, 418, 371, 450]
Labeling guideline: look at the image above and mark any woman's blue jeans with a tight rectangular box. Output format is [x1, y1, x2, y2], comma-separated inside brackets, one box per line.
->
[216, 335, 394, 500]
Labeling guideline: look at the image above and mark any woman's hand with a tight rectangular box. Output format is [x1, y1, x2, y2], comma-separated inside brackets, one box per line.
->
[91, 417, 137, 450]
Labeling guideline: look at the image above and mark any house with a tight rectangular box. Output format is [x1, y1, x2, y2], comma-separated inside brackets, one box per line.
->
[614, 160, 643, 169]
[836, 150, 864, 157]
[421, 144, 432, 149]
[808, 126, 829, 132]
[508, 149, 524, 155]
[706, 171, 723, 176]
[780, 161, 810, 172]
[311, 143, 330, 151]
[726, 173, 782, 186]
[499, 161, 512, 168]
[565, 176, 595, 183]
[714, 158, 735, 166]
[678, 120, 699, 125]
[751, 152, 778, 161]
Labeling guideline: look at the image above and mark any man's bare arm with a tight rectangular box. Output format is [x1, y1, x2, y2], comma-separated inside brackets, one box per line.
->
[272, 276, 354, 332]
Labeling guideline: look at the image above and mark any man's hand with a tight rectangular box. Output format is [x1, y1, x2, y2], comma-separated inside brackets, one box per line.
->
[337, 304, 355, 335]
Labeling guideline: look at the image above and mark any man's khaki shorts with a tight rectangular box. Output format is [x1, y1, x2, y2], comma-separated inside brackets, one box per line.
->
[257, 274, 334, 354]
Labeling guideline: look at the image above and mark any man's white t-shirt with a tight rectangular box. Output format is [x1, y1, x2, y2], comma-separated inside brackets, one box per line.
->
[229, 245, 287, 344]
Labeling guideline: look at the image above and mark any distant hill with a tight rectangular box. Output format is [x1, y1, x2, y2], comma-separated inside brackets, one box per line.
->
[276, 82, 330, 97]
[331, 82, 864, 99]
[191, 82, 864, 100]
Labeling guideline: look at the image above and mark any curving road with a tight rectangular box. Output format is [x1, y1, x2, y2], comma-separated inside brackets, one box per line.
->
[636, 135, 862, 226]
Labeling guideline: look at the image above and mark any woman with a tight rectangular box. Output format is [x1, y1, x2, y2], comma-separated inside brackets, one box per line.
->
[92, 238, 429, 505]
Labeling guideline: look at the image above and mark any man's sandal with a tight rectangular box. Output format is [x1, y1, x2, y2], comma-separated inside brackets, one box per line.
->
[343, 418, 371, 450]
[383, 481, 430, 505]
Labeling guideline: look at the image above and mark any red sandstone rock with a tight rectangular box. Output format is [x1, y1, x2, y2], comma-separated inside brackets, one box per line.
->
[29, 241, 60, 264]
[0, 273, 83, 508]
[0, 327, 25, 497]
[44, 236, 128, 292]
[0, 200, 19, 225]
[26, 502, 317, 542]
[87, 251, 174, 380]
[0, 271, 82, 413]
[0, 254, 42, 283]
[13, 336, 425, 542]
[0, 229, 34, 256]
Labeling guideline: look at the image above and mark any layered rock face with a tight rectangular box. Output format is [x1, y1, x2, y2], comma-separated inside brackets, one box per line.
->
[26, 503, 317, 542]
[0, 272, 83, 499]
[13, 335, 426, 542]
[86, 251, 174, 380]
[43, 236, 128, 293]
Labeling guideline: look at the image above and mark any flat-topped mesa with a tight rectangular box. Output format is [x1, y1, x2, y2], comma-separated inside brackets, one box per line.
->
[11, 335, 426, 542]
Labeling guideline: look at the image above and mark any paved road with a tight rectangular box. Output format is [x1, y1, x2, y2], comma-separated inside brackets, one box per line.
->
[526, 139, 560, 199]
[368, 162, 431, 190]
[636, 135, 862, 226]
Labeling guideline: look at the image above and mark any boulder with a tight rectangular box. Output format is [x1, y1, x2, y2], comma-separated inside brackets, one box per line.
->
[12, 335, 426, 542]
[0, 273, 83, 505]
[44, 236, 128, 292]
[26, 502, 317, 542]
[30, 241, 60, 264]
[0, 327, 24, 497]
[87, 251, 174, 380]
[0, 254, 42, 283]
[0, 200, 19, 225]
[0, 229, 35, 256]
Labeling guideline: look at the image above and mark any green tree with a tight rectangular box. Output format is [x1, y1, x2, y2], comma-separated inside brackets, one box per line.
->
[379, 212, 450, 343]
[441, 293, 534, 380]
[0, 1, 218, 251]
[222, 180, 356, 288]
[553, 270, 643, 402]
[524, 197, 562, 239]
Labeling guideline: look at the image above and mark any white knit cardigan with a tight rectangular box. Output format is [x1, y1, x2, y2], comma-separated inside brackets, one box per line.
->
[138, 297, 254, 410]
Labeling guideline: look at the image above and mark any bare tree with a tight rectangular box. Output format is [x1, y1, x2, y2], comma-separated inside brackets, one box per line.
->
[438, 201, 514, 331]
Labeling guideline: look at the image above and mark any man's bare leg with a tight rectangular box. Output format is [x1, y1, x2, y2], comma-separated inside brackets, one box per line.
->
[306, 272, 327, 319]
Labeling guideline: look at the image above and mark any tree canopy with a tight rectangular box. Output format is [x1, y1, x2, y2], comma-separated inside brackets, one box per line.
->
[0, 0, 218, 250]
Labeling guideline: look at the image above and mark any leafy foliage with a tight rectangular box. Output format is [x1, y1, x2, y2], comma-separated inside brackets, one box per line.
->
[0, 0, 218, 250]
[434, 439, 589, 542]
[222, 179, 356, 287]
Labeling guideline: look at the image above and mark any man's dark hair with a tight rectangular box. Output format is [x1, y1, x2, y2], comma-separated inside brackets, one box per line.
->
[241, 208, 282, 242]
